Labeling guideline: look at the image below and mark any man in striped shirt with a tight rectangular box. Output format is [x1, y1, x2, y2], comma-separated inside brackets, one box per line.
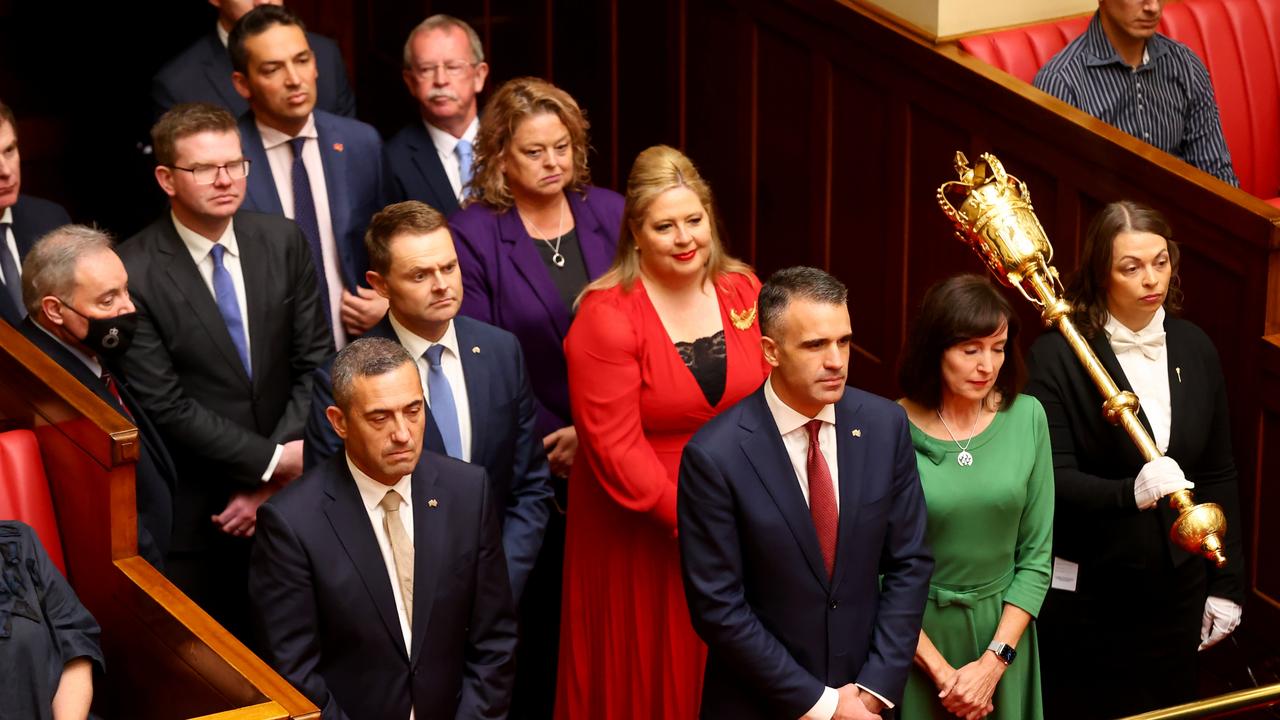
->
[1034, 0, 1239, 186]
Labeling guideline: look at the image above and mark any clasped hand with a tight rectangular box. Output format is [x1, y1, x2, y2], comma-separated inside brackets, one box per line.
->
[935, 653, 1005, 719]
[833, 684, 883, 720]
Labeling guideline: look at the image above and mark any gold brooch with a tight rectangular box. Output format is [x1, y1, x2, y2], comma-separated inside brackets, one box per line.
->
[729, 302, 757, 331]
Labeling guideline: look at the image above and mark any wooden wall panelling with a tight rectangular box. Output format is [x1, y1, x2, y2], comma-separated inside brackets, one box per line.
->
[1256, 339, 1280, 611]
[549, 0, 617, 188]
[614, 0, 684, 188]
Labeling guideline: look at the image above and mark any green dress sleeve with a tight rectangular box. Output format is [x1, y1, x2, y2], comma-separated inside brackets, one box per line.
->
[1002, 396, 1055, 617]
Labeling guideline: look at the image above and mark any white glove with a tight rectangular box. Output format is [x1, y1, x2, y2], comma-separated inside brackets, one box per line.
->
[1199, 596, 1242, 650]
[1133, 456, 1194, 510]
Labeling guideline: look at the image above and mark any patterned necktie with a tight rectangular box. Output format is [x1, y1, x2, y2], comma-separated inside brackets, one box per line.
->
[379, 489, 414, 628]
[209, 244, 251, 378]
[455, 139, 474, 196]
[0, 222, 23, 320]
[805, 419, 838, 578]
[424, 344, 463, 459]
[101, 369, 134, 421]
[288, 137, 332, 325]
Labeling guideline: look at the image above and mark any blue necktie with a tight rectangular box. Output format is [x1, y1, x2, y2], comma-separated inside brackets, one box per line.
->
[210, 244, 251, 379]
[0, 222, 23, 320]
[424, 344, 462, 459]
[455, 139, 474, 197]
[289, 137, 332, 325]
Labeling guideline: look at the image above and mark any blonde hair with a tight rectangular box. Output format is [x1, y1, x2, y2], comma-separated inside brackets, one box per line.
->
[467, 77, 591, 211]
[580, 145, 750, 304]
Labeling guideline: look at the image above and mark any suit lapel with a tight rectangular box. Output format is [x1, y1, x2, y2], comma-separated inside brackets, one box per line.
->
[315, 113, 355, 290]
[201, 34, 246, 112]
[409, 458, 446, 665]
[155, 221, 252, 386]
[739, 390, 830, 588]
[1088, 333, 1154, 465]
[238, 119, 283, 215]
[408, 125, 459, 214]
[499, 211, 573, 338]
[568, 191, 612, 279]
[454, 318, 490, 463]
[831, 395, 866, 590]
[235, 218, 269, 385]
[322, 460, 408, 659]
[1163, 320, 1190, 456]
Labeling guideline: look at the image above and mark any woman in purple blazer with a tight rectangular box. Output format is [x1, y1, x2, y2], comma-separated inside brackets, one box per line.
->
[448, 76, 622, 717]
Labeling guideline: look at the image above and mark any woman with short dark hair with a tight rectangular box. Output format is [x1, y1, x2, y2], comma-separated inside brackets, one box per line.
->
[897, 274, 1052, 720]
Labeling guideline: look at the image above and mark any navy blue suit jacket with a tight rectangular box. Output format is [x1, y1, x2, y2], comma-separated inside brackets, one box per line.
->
[2, 195, 71, 324]
[238, 110, 384, 291]
[385, 122, 460, 217]
[18, 318, 176, 568]
[250, 451, 517, 720]
[151, 30, 355, 121]
[303, 314, 554, 600]
[678, 383, 933, 718]
[450, 186, 623, 437]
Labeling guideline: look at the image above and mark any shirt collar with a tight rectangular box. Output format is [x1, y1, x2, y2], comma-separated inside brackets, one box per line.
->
[33, 319, 102, 378]
[172, 212, 239, 262]
[424, 116, 479, 156]
[257, 113, 319, 151]
[763, 373, 837, 436]
[0, 207, 12, 225]
[1083, 12, 1170, 68]
[1104, 305, 1167, 342]
[389, 310, 459, 363]
[347, 453, 414, 514]
[216, 22, 230, 48]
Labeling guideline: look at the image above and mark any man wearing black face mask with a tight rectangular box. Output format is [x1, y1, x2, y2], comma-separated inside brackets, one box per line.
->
[18, 225, 175, 568]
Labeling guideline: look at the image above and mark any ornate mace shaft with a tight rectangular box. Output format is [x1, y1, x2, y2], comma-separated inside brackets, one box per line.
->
[936, 152, 1227, 568]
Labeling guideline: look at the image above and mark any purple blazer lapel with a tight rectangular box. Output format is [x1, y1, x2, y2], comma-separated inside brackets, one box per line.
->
[568, 190, 616, 279]
[497, 209, 573, 338]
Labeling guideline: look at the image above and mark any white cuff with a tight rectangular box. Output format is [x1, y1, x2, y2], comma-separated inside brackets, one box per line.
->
[802, 686, 839, 720]
[261, 444, 284, 482]
[857, 683, 894, 710]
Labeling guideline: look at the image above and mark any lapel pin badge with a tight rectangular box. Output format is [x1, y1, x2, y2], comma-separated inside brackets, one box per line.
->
[471, 346, 480, 354]
[332, 142, 344, 152]
[1176, 367, 1182, 383]
[851, 429, 862, 438]
[428, 498, 439, 508]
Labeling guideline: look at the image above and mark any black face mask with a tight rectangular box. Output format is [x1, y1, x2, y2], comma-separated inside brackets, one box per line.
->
[58, 300, 138, 358]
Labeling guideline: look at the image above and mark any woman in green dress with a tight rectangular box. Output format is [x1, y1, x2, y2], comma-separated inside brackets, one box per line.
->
[896, 274, 1053, 720]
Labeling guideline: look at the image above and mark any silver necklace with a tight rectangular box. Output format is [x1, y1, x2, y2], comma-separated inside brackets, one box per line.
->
[524, 200, 566, 268]
[936, 407, 983, 467]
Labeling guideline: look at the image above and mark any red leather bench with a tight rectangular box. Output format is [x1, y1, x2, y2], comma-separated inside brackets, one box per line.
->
[958, 0, 1280, 203]
[0, 428, 67, 574]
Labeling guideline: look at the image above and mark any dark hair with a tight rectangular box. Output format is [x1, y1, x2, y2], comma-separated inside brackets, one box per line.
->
[151, 103, 238, 167]
[758, 266, 848, 338]
[1067, 201, 1182, 338]
[330, 338, 416, 411]
[897, 274, 1023, 411]
[228, 4, 307, 75]
[0, 99, 14, 134]
[365, 201, 449, 276]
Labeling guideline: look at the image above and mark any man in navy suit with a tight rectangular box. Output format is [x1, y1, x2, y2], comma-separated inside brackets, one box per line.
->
[252, 337, 517, 719]
[19, 225, 175, 569]
[385, 15, 490, 216]
[303, 201, 552, 603]
[151, 0, 356, 122]
[679, 267, 933, 720]
[230, 4, 387, 345]
[0, 100, 72, 325]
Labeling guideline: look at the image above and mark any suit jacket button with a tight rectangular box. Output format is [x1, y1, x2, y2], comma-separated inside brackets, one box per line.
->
[830, 599, 838, 609]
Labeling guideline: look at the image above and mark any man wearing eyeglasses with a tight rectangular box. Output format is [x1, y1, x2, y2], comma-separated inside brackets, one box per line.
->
[115, 101, 332, 639]
[385, 15, 490, 217]
[230, 4, 387, 347]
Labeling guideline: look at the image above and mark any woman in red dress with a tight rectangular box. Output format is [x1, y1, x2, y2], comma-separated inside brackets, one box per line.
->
[556, 145, 771, 719]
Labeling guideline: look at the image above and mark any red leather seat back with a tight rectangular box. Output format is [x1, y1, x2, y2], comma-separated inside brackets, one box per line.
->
[0, 429, 66, 574]
[957, 0, 1280, 199]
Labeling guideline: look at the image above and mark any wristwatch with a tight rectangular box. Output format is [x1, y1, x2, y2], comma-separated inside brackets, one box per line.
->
[987, 641, 1016, 665]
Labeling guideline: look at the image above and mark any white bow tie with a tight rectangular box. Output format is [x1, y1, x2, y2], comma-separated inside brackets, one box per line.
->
[1109, 326, 1166, 361]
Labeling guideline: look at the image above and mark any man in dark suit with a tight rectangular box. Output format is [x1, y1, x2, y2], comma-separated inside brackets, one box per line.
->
[117, 102, 331, 636]
[252, 337, 517, 719]
[19, 225, 175, 569]
[385, 15, 489, 216]
[303, 200, 553, 602]
[230, 5, 386, 344]
[151, 0, 355, 122]
[679, 267, 933, 720]
[0, 100, 72, 325]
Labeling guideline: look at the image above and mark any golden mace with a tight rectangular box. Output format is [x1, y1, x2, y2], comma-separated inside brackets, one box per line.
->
[936, 151, 1227, 567]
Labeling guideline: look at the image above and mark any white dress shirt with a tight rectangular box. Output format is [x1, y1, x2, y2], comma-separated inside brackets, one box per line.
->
[174, 213, 282, 481]
[424, 117, 479, 201]
[347, 455, 416, 720]
[763, 376, 893, 717]
[0, 206, 18, 286]
[1105, 307, 1171, 453]
[389, 312, 472, 462]
[257, 115, 347, 346]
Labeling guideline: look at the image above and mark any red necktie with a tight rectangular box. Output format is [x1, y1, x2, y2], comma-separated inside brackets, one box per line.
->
[102, 370, 134, 422]
[805, 419, 838, 577]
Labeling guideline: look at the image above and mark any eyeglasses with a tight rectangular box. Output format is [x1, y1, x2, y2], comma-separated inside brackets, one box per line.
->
[168, 160, 251, 185]
[412, 61, 477, 80]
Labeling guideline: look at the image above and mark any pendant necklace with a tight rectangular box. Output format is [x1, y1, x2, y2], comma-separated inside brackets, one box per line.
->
[937, 406, 983, 467]
[524, 200, 566, 268]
